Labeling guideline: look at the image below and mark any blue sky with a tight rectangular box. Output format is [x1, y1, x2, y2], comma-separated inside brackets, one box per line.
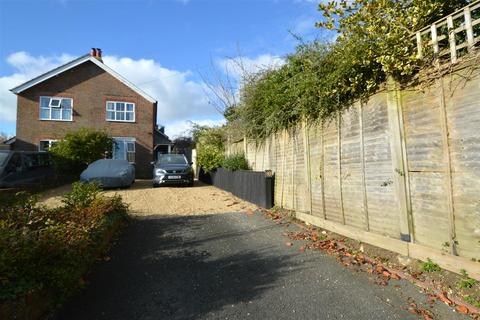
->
[0, 0, 328, 138]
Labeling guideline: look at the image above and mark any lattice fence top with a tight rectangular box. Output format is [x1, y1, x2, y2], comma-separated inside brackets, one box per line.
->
[415, 0, 480, 64]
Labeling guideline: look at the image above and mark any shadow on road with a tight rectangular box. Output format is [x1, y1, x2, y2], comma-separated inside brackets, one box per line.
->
[55, 214, 298, 320]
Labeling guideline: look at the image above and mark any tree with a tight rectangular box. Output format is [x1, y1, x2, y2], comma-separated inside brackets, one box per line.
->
[49, 128, 113, 173]
[191, 124, 225, 173]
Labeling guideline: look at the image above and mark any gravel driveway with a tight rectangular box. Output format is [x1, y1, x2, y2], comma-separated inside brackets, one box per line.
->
[40, 180, 256, 215]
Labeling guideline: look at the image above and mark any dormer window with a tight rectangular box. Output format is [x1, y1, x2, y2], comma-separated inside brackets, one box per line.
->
[39, 96, 73, 121]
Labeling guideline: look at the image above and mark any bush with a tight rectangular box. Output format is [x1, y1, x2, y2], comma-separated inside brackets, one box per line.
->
[193, 124, 225, 173]
[222, 153, 250, 171]
[62, 181, 101, 209]
[197, 145, 224, 173]
[49, 128, 113, 173]
[0, 187, 128, 303]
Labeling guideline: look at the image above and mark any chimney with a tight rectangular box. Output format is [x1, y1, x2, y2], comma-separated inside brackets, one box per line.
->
[90, 48, 103, 62]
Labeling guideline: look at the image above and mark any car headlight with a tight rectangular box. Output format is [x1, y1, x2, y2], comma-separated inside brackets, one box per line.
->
[155, 169, 166, 176]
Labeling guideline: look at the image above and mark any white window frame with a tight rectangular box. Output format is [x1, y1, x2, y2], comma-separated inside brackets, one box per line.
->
[39, 96, 73, 121]
[106, 101, 135, 123]
[38, 139, 58, 152]
[112, 137, 136, 163]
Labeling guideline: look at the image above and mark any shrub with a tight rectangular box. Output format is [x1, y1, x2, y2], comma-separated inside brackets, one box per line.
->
[49, 128, 113, 173]
[197, 145, 224, 173]
[61, 181, 101, 209]
[222, 153, 250, 171]
[193, 124, 225, 173]
[0, 186, 128, 303]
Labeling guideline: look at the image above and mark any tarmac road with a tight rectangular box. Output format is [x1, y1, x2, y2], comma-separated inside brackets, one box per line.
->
[55, 211, 467, 320]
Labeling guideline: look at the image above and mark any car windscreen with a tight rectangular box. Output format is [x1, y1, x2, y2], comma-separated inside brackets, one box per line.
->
[0, 152, 10, 167]
[157, 154, 187, 165]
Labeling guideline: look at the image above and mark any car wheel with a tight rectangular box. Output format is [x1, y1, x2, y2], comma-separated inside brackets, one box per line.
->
[153, 183, 158, 188]
[188, 180, 194, 187]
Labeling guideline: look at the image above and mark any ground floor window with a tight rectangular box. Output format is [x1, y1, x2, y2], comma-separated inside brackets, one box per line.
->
[39, 140, 57, 151]
[113, 137, 135, 163]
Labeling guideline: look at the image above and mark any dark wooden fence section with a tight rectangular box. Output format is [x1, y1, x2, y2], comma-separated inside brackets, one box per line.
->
[200, 168, 274, 209]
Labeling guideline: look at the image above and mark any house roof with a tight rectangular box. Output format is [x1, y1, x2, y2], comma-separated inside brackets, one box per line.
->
[9, 54, 157, 104]
[2, 136, 16, 145]
[154, 128, 173, 146]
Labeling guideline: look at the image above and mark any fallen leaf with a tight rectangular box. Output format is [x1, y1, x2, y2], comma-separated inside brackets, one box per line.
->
[438, 292, 451, 306]
[390, 273, 401, 280]
[456, 305, 469, 314]
[299, 246, 305, 253]
[245, 211, 254, 215]
[104, 256, 111, 261]
[285, 242, 293, 247]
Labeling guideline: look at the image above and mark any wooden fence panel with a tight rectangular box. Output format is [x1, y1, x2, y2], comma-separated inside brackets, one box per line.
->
[363, 93, 401, 238]
[402, 85, 451, 250]
[274, 132, 284, 206]
[308, 123, 325, 218]
[283, 131, 294, 209]
[445, 68, 480, 259]
[293, 127, 308, 212]
[246, 141, 256, 169]
[224, 61, 480, 272]
[340, 104, 367, 229]
[323, 118, 343, 223]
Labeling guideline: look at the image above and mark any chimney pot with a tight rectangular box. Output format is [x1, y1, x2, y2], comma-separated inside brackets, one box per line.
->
[96, 48, 102, 58]
[90, 48, 97, 57]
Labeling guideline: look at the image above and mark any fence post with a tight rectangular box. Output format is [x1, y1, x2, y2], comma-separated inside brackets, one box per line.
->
[320, 122, 327, 219]
[386, 77, 413, 242]
[431, 23, 439, 67]
[302, 120, 313, 214]
[416, 31, 423, 59]
[464, 6, 474, 51]
[438, 77, 457, 255]
[243, 135, 248, 159]
[337, 111, 345, 224]
[281, 130, 287, 208]
[358, 102, 370, 231]
[447, 16, 457, 64]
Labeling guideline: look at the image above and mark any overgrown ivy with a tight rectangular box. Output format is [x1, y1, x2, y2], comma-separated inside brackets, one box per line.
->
[230, 0, 471, 140]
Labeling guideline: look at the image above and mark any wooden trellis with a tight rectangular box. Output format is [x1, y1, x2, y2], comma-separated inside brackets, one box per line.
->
[415, 0, 480, 64]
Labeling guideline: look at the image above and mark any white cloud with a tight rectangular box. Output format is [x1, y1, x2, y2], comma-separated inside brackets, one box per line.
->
[217, 54, 285, 81]
[102, 55, 217, 124]
[165, 118, 226, 139]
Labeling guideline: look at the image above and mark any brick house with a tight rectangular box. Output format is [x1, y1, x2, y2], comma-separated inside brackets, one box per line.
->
[9, 48, 169, 178]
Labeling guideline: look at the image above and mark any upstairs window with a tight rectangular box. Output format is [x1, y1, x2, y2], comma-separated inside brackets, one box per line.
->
[106, 101, 135, 122]
[39, 96, 73, 121]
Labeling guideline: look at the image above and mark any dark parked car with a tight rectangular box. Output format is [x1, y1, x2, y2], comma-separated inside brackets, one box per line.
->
[80, 159, 135, 188]
[0, 151, 54, 188]
[153, 154, 194, 187]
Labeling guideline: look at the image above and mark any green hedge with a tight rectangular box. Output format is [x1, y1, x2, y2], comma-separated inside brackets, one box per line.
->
[221, 153, 250, 171]
[0, 182, 128, 305]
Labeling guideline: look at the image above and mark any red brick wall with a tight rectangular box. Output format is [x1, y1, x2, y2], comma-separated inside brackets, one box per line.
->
[15, 61, 156, 178]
